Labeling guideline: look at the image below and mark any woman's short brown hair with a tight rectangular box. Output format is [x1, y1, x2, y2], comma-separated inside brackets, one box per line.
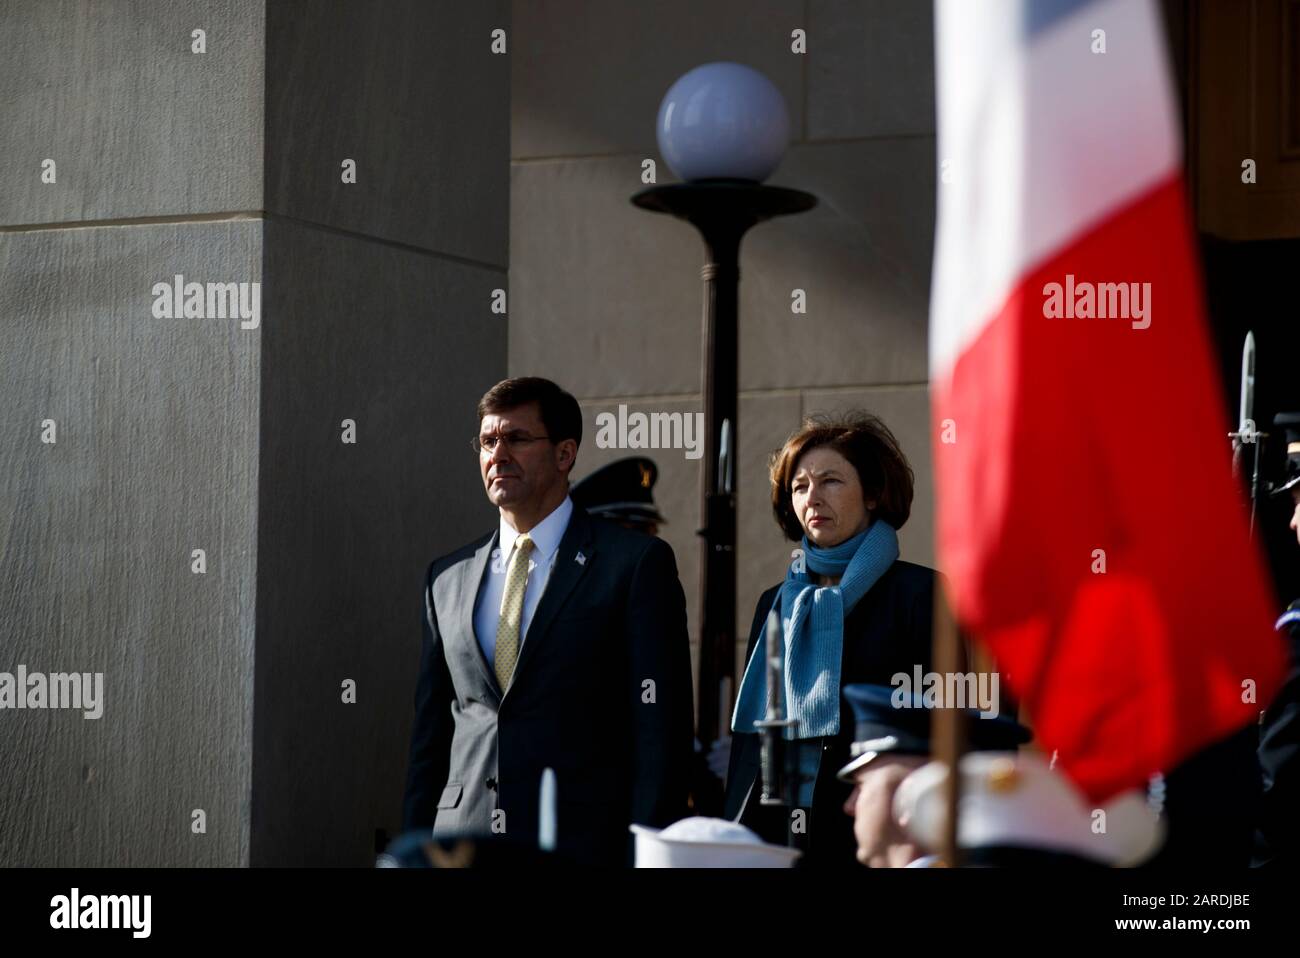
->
[769, 411, 914, 541]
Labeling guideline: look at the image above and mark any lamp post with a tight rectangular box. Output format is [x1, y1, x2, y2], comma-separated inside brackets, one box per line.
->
[631, 63, 816, 800]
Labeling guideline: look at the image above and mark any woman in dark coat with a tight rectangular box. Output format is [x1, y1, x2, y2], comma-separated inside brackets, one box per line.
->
[722, 411, 936, 868]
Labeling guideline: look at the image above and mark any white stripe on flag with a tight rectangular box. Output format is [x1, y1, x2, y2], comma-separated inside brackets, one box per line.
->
[929, 0, 1182, 379]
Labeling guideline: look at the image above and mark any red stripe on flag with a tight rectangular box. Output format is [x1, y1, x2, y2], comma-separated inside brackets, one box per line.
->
[933, 173, 1286, 802]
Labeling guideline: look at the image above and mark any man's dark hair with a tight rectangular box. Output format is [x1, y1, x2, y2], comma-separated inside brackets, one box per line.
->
[477, 377, 583, 448]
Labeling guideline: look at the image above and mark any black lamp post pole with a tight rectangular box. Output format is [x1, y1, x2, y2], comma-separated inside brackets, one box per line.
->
[696, 218, 739, 754]
[632, 181, 816, 791]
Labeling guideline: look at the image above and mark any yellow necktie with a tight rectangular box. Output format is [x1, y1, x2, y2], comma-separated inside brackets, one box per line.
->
[494, 534, 535, 691]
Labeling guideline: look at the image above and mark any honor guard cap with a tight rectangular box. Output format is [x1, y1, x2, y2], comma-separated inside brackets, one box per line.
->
[571, 456, 667, 529]
[894, 752, 1164, 867]
[1271, 411, 1300, 496]
[630, 817, 802, 868]
[836, 683, 1032, 782]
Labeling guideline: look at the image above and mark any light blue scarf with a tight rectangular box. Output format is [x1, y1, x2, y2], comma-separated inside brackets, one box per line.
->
[732, 520, 899, 806]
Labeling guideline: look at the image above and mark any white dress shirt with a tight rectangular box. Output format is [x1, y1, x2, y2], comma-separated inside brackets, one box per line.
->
[473, 495, 575, 666]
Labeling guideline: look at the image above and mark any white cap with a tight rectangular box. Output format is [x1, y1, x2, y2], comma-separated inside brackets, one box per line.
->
[630, 817, 803, 868]
[894, 752, 1164, 866]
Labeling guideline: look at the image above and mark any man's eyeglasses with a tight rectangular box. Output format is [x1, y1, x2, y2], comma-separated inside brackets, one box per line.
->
[472, 431, 552, 453]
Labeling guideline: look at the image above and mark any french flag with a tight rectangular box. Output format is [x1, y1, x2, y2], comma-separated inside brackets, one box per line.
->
[929, 0, 1286, 801]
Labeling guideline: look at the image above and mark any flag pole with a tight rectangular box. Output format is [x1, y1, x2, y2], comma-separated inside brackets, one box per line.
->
[931, 586, 965, 866]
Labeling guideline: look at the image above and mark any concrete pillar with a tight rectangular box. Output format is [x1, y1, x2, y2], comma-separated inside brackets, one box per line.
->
[0, 0, 508, 866]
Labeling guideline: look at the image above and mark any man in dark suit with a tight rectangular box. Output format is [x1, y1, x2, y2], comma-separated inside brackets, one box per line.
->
[401, 377, 693, 866]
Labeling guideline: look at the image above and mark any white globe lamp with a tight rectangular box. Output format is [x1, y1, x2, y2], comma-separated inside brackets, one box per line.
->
[655, 62, 791, 183]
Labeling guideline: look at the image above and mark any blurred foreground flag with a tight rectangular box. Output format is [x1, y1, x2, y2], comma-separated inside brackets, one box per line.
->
[928, 0, 1285, 801]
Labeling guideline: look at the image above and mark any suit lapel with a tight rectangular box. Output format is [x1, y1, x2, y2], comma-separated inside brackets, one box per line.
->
[511, 507, 596, 685]
[444, 530, 501, 705]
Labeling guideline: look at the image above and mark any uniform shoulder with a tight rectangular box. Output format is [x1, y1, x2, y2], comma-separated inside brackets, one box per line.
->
[586, 512, 672, 558]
